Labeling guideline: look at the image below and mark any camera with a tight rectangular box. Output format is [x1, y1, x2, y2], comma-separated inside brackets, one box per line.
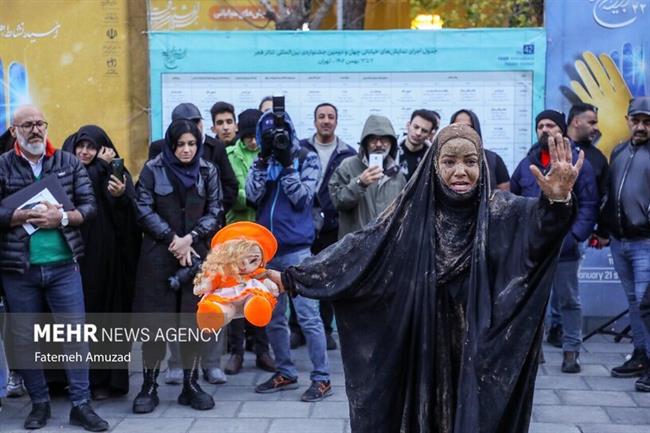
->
[262, 96, 292, 151]
[168, 256, 202, 291]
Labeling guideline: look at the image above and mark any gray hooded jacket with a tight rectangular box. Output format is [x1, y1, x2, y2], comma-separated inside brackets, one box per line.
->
[328, 115, 406, 238]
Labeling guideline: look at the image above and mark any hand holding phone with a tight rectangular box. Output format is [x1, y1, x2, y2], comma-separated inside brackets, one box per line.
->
[110, 158, 124, 180]
[369, 153, 384, 169]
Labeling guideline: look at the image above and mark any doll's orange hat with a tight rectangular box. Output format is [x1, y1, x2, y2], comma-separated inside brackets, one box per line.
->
[211, 222, 277, 263]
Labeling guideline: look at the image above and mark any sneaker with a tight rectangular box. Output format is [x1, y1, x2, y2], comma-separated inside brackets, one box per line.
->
[164, 367, 183, 385]
[7, 371, 26, 398]
[546, 323, 563, 348]
[203, 368, 227, 384]
[254, 372, 299, 394]
[635, 367, 650, 392]
[301, 380, 333, 402]
[69, 402, 109, 432]
[326, 333, 338, 351]
[611, 349, 648, 378]
[561, 351, 581, 373]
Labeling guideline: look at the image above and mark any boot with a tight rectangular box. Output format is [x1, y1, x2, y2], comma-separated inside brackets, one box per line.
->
[561, 351, 581, 373]
[178, 358, 215, 410]
[132, 361, 160, 414]
[611, 348, 648, 378]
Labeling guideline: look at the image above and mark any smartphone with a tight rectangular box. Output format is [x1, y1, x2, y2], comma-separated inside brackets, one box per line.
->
[369, 153, 384, 169]
[110, 158, 124, 179]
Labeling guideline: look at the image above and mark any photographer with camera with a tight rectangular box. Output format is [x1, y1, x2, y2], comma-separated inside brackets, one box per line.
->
[131, 119, 223, 414]
[245, 98, 332, 402]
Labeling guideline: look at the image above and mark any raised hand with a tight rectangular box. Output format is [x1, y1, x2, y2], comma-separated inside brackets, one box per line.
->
[530, 133, 584, 202]
[570, 51, 632, 157]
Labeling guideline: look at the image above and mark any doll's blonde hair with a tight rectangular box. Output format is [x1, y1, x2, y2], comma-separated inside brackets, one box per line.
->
[193, 239, 264, 287]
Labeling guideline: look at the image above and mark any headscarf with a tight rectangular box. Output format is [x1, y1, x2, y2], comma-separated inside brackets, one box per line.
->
[432, 124, 483, 287]
[62, 125, 119, 165]
[450, 109, 483, 138]
[161, 119, 203, 189]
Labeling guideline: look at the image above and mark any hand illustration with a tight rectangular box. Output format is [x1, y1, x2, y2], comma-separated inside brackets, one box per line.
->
[611, 43, 646, 97]
[570, 52, 632, 158]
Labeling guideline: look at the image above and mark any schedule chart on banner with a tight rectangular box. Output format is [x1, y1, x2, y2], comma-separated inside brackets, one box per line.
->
[161, 70, 534, 172]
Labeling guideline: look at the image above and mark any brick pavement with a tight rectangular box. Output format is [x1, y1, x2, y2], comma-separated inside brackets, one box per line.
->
[2, 334, 650, 433]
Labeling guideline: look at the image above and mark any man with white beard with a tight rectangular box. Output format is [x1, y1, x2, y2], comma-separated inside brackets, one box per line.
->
[0, 105, 108, 431]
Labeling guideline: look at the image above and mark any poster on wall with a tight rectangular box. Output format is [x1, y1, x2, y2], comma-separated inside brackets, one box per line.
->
[149, 29, 546, 173]
[0, 1, 148, 172]
[545, 0, 650, 319]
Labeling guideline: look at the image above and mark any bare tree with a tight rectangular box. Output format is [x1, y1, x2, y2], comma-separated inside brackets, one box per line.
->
[259, 0, 337, 29]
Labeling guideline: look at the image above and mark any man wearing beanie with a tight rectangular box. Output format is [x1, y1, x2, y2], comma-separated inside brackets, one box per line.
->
[223, 109, 277, 376]
[511, 109, 599, 373]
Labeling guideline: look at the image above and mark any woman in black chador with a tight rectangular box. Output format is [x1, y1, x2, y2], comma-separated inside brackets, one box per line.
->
[63, 125, 141, 399]
[268, 123, 584, 433]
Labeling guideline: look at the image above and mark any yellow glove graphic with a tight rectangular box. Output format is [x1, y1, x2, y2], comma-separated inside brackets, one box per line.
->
[570, 52, 632, 158]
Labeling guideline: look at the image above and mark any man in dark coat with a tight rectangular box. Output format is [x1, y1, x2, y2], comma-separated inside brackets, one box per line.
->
[267, 124, 583, 433]
[596, 97, 650, 390]
[0, 105, 107, 431]
[511, 110, 599, 373]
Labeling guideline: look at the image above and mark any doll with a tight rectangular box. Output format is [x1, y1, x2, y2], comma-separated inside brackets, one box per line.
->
[193, 222, 279, 331]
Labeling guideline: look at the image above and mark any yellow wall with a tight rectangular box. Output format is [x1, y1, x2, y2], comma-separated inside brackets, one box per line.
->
[0, 0, 149, 174]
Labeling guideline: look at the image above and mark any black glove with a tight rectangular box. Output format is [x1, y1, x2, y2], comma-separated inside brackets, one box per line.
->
[273, 147, 293, 168]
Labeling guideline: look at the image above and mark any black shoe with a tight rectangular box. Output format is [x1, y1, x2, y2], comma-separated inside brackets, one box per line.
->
[255, 372, 299, 394]
[178, 359, 215, 410]
[539, 347, 545, 364]
[561, 351, 581, 373]
[547, 323, 563, 348]
[133, 362, 160, 414]
[255, 352, 276, 373]
[301, 380, 333, 402]
[224, 353, 244, 375]
[611, 349, 648, 378]
[24, 402, 51, 430]
[326, 333, 338, 351]
[635, 367, 650, 392]
[290, 331, 306, 349]
[69, 403, 108, 432]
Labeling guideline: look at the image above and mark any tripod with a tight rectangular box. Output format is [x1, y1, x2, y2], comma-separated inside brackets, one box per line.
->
[583, 309, 632, 342]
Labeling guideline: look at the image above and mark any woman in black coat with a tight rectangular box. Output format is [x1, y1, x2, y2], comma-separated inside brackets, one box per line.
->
[131, 119, 223, 413]
[62, 125, 141, 400]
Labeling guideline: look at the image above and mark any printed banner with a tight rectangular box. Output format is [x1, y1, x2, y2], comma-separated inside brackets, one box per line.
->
[0, 0, 149, 173]
[545, 0, 650, 319]
[150, 29, 546, 172]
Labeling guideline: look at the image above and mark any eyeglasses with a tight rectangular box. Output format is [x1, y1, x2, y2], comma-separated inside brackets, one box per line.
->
[367, 136, 392, 146]
[13, 121, 49, 132]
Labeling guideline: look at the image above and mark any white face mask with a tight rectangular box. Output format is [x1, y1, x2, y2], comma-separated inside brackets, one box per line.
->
[16, 132, 46, 156]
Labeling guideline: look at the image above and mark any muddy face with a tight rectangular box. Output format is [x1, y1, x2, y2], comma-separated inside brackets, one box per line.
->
[437, 138, 480, 194]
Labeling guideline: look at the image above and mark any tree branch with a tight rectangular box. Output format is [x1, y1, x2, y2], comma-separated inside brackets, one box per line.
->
[310, 0, 335, 29]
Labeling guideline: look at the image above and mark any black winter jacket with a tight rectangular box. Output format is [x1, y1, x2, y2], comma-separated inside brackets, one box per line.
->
[132, 155, 223, 313]
[148, 135, 238, 213]
[600, 139, 650, 240]
[0, 149, 96, 272]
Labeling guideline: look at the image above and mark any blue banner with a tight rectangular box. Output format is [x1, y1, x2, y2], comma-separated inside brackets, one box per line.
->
[545, 0, 649, 321]
[149, 29, 546, 172]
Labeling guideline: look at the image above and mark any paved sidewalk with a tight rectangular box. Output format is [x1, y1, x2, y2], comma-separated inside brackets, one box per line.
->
[2, 334, 650, 433]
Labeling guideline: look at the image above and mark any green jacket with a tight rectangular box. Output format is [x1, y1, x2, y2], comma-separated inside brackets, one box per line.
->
[226, 139, 259, 224]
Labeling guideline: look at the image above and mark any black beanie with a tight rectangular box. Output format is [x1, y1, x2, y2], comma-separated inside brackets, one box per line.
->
[535, 110, 567, 135]
[238, 109, 262, 139]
